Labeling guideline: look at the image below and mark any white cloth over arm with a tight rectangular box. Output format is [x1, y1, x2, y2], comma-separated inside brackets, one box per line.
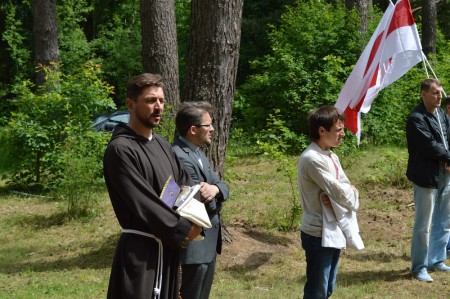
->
[322, 197, 364, 250]
[298, 142, 363, 250]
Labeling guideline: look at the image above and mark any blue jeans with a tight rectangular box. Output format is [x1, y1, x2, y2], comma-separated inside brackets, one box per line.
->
[301, 231, 340, 299]
[411, 167, 450, 273]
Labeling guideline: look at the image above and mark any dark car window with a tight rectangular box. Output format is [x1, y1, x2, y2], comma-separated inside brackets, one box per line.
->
[93, 111, 130, 132]
[109, 114, 129, 124]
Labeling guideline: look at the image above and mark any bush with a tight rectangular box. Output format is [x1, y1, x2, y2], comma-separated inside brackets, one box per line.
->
[1, 62, 115, 215]
[53, 129, 110, 218]
[254, 109, 309, 156]
[254, 110, 308, 230]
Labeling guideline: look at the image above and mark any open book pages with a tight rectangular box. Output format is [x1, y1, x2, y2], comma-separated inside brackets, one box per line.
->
[176, 186, 212, 229]
[174, 185, 199, 208]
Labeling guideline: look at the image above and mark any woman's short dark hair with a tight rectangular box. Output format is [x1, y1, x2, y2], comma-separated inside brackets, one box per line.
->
[126, 73, 164, 101]
[175, 101, 213, 136]
[308, 106, 345, 141]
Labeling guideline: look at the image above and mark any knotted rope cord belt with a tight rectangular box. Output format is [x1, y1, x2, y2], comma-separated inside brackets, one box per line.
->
[122, 229, 163, 299]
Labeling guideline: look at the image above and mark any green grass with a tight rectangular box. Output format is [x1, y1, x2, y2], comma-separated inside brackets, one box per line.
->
[1, 145, 450, 298]
[0, 195, 115, 298]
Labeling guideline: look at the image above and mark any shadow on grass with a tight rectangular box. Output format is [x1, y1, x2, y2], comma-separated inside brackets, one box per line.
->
[345, 251, 410, 263]
[224, 252, 273, 273]
[5, 208, 106, 230]
[338, 268, 412, 284]
[0, 186, 10, 196]
[17, 211, 71, 228]
[293, 268, 411, 288]
[243, 229, 294, 246]
[0, 233, 118, 274]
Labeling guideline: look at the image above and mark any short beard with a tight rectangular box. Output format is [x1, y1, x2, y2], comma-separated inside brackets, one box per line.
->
[137, 114, 159, 129]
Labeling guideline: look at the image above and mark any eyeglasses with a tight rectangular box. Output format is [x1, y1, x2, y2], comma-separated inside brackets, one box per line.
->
[195, 124, 213, 129]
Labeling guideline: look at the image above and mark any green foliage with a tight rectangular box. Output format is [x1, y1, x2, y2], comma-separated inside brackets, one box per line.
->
[1, 1, 33, 80]
[235, 0, 362, 135]
[235, 0, 450, 147]
[254, 109, 309, 155]
[53, 129, 109, 218]
[226, 127, 258, 159]
[91, 0, 142, 104]
[332, 133, 361, 168]
[359, 147, 410, 190]
[155, 105, 177, 143]
[238, 0, 295, 84]
[2, 62, 115, 200]
[432, 34, 450, 92]
[57, 0, 93, 75]
[176, 0, 191, 86]
[254, 110, 308, 230]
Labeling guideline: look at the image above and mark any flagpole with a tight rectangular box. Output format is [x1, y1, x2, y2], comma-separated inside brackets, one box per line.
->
[421, 52, 430, 78]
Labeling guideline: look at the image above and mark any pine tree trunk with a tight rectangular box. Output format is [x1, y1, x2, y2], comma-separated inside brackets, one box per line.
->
[422, 0, 437, 56]
[182, 0, 244, 179]
[32, 0, 59, 88]
[140, 0, 180, 112]
[345, 0, 370, 32]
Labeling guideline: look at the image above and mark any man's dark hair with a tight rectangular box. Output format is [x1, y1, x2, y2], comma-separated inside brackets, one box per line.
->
[421, 78, 441, 92]
[126, 73, 164, 101]
[175, 101, 213, 137]
[308, 105, 345, 142]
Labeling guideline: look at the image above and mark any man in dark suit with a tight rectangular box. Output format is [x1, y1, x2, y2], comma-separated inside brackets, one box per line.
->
[173, 101, 229, 299]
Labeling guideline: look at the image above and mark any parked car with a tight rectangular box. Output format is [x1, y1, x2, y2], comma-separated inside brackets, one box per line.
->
[92, 110, 129, 132]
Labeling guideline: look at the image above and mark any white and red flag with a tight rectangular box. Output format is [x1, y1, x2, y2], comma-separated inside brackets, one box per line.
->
[335, 0, 423, 142]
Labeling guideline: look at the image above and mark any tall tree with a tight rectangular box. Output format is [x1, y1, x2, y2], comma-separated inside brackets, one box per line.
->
[140, 0, 180, 110]
[345, 0, 371, 32]
[422, 0, 437, 55]
[182, 0, 244, 178]
[32, 0, 59, 87]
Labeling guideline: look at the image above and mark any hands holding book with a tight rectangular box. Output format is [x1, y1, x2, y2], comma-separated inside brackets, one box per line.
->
[160, 176, 212, 231]
[187, 224, 202, 240]
[199, 182, 220, 203]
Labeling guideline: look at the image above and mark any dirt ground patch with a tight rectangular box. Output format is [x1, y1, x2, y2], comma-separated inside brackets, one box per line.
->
[219, 186, 414, 271]
[219, 225, 299, 270]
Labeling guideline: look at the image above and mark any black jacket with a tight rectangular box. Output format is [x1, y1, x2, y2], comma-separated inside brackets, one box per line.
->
[406, 102, 450, 188]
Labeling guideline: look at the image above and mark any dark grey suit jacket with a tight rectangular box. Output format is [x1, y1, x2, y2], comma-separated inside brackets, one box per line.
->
[172, 136, 229, 264]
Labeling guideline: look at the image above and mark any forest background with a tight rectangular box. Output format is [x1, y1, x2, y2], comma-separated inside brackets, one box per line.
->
[2, 0, 450, 203]
[1, 0, 450, 297]
[1, 0, 450, 194]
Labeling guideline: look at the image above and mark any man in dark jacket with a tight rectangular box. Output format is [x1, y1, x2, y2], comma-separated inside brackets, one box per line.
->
[406, 78, 450, 282]
[173, 101, 229, 299]
[103, 73, 202, 298]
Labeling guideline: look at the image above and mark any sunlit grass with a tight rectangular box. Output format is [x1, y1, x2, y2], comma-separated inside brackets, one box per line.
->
[1, 145, 450, 298]
[0, 194, 116, 298]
